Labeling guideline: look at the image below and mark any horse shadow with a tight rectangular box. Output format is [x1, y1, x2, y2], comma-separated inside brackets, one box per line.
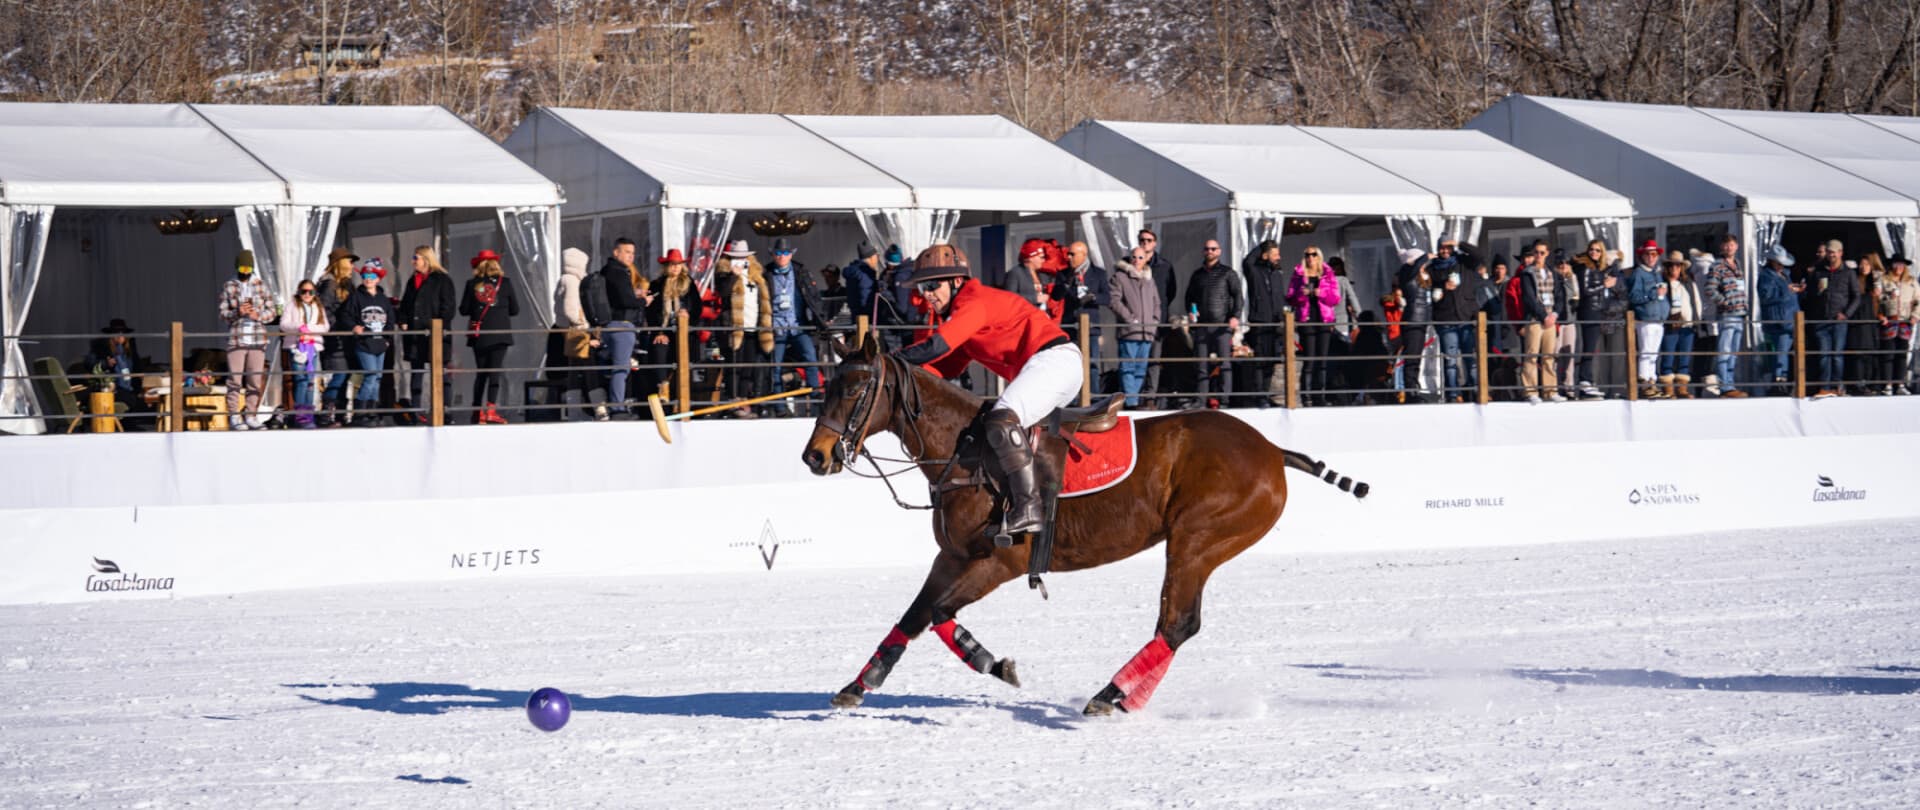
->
[1294, 663, 1920, 696]
[283, 681, 1079, 729]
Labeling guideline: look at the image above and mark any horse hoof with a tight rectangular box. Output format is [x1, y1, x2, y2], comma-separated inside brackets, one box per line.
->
[1082, 698, 1116, 716]
[1083, 683, 1126, 716]
[990, 658, 1021, 688]
[830, 684, 866, 709]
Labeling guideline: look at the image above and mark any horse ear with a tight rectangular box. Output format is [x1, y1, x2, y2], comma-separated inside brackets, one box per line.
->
[860, 331, 881, 359]
[831, 336, 854, 358]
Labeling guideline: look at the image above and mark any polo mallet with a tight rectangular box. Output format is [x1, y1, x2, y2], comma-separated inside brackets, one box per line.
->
[646, 387, 814, 443]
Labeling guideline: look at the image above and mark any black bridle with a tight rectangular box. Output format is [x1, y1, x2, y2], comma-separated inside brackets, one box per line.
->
[813, 352, 960, 511]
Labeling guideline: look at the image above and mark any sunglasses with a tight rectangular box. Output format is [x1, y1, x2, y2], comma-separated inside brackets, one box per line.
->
[774, 251, 794, 257]
[1305, 252, 1322, 258]
[1203, 246, 1220, 252]
[1140, 237, 1156, 243]
[298, 289, 315, 295]
[915, 280, 947, 295]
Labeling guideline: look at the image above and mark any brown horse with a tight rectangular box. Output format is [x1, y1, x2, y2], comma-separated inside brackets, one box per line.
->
[801, 337, 1368, 715]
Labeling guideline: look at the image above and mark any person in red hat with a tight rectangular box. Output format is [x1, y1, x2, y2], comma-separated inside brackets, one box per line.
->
[459, 249, 520, 424]
[342, 258, 397, 425]
[894, 244, 1083, 537]
[646, 248, 705, 398]
[1625, 239, 1671, 397]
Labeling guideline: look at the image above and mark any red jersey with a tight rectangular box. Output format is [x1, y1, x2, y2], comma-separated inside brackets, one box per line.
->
[908, 280, 1070, 381]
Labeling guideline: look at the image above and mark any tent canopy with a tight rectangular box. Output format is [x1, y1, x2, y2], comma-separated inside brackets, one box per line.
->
[1697, 107, 1920, 213]
[1467, 95, 1920, 220]
[1057, 120, 1631, 220]
[507, 108, 916, 213]
[194, 104, 561, 209]
[0, 103, 285, 207]
[788, 114, 1143, 213]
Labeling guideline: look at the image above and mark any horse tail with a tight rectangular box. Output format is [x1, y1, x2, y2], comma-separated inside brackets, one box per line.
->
[1282, 449, 1370, 500]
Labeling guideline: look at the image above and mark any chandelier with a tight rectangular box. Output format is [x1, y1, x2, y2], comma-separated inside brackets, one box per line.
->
[749, 212, 813, 237]
[155, 210, 224, 236]
[1282, 217, 1316, 235]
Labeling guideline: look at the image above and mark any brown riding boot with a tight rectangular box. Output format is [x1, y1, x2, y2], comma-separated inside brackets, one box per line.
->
[1675, 374, 1693, 399]
[983, 409, 1045, 537]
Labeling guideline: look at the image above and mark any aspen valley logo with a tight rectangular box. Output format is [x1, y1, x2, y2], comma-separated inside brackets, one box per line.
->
[1811, 475, 1868, 503]
[1627, 482, 1702, 506]
[84, 557, 176, 593]
[727, 519, 814, 570]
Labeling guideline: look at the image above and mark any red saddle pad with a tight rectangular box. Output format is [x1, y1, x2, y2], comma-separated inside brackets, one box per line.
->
[1061, 416, 1137, 498]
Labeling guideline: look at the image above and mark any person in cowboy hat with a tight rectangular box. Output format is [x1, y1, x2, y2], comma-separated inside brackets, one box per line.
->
[85, 318, 151, 422]
[894, 244, 1085, 538]
[716, 239, 774, 413]
[646, 247, 706, 398]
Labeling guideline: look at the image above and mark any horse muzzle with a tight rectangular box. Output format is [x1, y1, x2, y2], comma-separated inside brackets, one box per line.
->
[801, 445, 843, 477]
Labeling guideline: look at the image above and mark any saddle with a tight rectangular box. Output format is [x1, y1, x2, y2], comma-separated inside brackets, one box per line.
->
[974, 394, 1125, 599]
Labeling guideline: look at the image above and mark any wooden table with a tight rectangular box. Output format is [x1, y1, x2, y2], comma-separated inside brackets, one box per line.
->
[146, 386, 229, 431]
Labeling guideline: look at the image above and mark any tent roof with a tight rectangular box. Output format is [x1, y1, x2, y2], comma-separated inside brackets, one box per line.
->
[1467, 95, 1920, 220]
[1069, 120, 1443, 217]
[1301, 126, 1634, 218]
[787, 114, 1143, 212]
[528, 108, 916, 211]
[193, 104, 560, 208]
[1698, 107, 1920, 210]
[0, 103, 285, 207]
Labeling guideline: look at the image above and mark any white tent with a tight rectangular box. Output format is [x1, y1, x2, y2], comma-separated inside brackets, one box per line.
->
[503, 108, 1147, 288]
[0, 102, 564, 434]
[1057, 119, 1637, 316]
[1467, 95, 1920, 269]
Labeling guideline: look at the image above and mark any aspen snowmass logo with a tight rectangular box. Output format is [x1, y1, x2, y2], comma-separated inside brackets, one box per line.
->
[1811, 475, 1868, 503]
[1627, 482, 1702, 506]
[84, 557, 175, 593]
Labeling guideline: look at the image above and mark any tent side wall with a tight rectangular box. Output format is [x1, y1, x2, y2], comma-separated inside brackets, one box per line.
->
[1466, 96, 1735, 220]
[502, 108, 661, 220]
[1058, 122, 1228, 222]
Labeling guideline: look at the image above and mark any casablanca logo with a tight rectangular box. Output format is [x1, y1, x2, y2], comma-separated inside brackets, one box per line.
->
[1812, 475, 1868, 503]
[727, 519, 814, 570]
[84, 556, 175, 593]
[1628, 482, 1701, 506]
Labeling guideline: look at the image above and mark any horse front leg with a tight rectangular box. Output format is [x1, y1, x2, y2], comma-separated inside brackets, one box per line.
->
[831, 551, 1021, 708]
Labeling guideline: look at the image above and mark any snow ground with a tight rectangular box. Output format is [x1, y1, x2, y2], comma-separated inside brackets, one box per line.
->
[3, 522, 1918, 808]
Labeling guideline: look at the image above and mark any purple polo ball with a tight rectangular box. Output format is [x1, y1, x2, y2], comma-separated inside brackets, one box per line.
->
[526, 687, 571, 732]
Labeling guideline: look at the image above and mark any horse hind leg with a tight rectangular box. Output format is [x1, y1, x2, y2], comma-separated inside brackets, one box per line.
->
[1084, 534, 1237, 716]
[832, 553, 1020, 709]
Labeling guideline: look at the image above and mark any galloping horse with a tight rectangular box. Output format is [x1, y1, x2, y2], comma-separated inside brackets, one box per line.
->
[801, 337, 1368, 715]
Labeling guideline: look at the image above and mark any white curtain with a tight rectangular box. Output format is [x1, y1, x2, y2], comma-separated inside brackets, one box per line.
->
[1229, 209, 1284, 267]
[663, 207, 735, 296]
[1442, 216, 1484, 249]
[497, 206, 560, 327]
[1875, 217, 1913, 259]
[1077, 210, 1146, 271]
[854, 208, 961, 259]
[1393, 215, 1484, 254]
[1, 204, 55, 435]
[1582, 217, 1635, 260]
[236, 205, 341, 307]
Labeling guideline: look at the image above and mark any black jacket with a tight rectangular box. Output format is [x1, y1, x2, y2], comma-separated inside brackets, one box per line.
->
[1801, 262, 1863, 321]
[1395, 258, 1433, 326]
[1242, 253, 1290, 324]
[399, 271, 457, 331]
[1052, 262, 1109, 331]
[1146, 252, 1177, 313]
[458, 275, 520, 350]
[1513, 267, 1548, 323]
[645, 276, 704, 329]
[1430, 260, 1483, 324]
[1578, 265, 1629, 332]
[344, 284, 398, 354]
[601, 257, 646, 325]
[1184, 261, 1244, 323]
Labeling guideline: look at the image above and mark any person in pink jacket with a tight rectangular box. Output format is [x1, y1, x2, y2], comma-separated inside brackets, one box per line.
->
[1287, 247, 1343, 406]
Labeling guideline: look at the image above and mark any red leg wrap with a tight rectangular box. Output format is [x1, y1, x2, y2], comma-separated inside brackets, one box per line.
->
[1111, 635, 1175, 712]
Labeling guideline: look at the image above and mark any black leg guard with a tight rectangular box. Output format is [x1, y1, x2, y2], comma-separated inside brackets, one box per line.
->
[933, 619, 1021, 688]
[984, 409, 1044, 537]
[833, 626, 910, 708]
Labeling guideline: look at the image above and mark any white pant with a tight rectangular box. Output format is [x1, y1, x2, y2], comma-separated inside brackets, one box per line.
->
[996, 343, 1086, 426]
[1635, 322, 1665, 381]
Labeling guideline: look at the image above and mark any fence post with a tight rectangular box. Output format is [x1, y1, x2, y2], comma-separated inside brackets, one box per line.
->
[1475, 312, 1490, 405]
[855, 314, 870, 349]
[1625, 312, 1638, 401]
[429, 319, 445, 427]
[1793, 312, 1807, 399]
[1283, 310, 1299, 409]
[1078, 312, 1092, 406]
[168, 321, 185, 432]
[676, 311, 691, 415]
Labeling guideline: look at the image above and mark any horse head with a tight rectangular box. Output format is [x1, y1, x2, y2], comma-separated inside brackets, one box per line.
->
[802, 332, 899, 476]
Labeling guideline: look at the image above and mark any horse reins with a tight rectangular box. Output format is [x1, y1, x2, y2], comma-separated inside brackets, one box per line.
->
[815, 352, 968, 512]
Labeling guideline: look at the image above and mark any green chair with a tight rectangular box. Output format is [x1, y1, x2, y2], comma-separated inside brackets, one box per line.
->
[30, 357, 85, 432]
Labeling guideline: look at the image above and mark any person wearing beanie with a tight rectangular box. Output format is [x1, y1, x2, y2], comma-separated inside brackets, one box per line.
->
[343, 259, 397, 426]
[553, 246, 608, 421]
[219, 249, 280, 430]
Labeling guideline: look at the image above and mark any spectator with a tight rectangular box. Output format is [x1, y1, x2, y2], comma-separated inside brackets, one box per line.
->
[885, 244, 919, 331]
[278, 285, 327, 429]
[599, 237, 651, 416]
[842, 243, 886, 343]
[218, 249, 280, 430]
[1574, 241, 1628, 399]
[459, 249, 519, 424]
[1703, 234, 1750, 398]
[1430, 241, 1481, 402]
[1137, 228, 1177, 399]
[1287, 246, 1341, 406]
[1241, 239, 1289, 407]
[1626, 240, 1670, 399]
[647, 248, 706, 411]
[1874, 254, 1919, 395]
[1108, 248, 1161, 407]
[765, 237, 828, 414]
[398, 246, 455, 424]
[1054, 241, 1108, 392]
[1350, 310, 1394, 403]
[1511, 244, 1558, 402]
[1659, 251, 1702, 398]
[1479, 255, 1511, 363]
[1755, 246, 1802, 395]
[717, 240, 774, 417]
[1327, 257, 1362, 399]
[1549, 250, 1581, 400]
[343, 259, 396, 426]
[1005, 239, 1054, 311]
[316, 247, 358, 427]
[85, 318, 151, 425]
[816, 263, 848, 329]
[1801, 239, 1860, 398]
[1184, 239, 1242, 408]
[1380, 291, 1405, 396]
[553, 246, 606, 421]
[1849, 253, 1886, 393]
[1393, 247, 1432, 402]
